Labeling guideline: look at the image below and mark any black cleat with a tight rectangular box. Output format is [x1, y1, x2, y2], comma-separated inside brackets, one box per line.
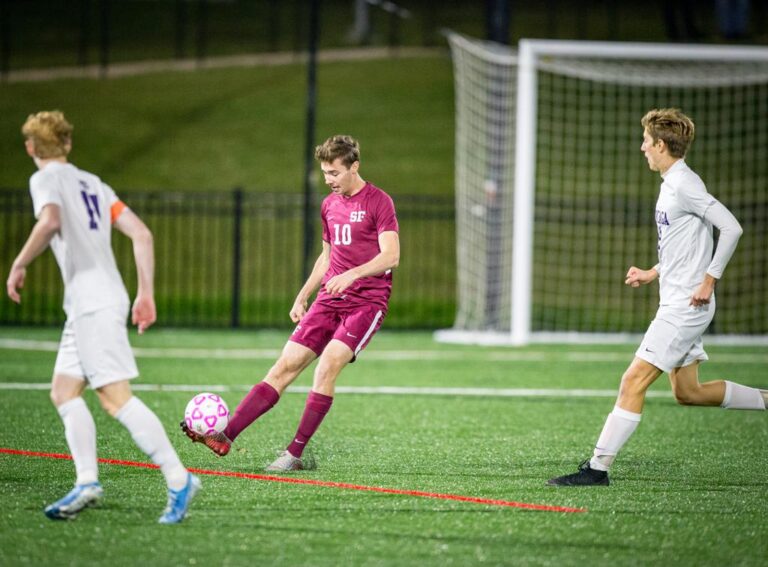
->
[547, 459, 610, 486]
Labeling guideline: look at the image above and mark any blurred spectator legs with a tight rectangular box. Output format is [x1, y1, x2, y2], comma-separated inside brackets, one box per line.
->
[664, 0, 703, 41]
[716, 0, 750, 39]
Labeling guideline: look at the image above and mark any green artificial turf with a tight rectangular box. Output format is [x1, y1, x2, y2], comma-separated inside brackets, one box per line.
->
[1, 327, 766, 566]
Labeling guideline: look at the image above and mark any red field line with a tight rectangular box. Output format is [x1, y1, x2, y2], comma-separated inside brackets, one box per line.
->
[0, 447, 586, 514]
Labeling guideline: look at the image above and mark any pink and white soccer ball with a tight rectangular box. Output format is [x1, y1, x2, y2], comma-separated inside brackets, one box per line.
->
[184, 393, 230, 435]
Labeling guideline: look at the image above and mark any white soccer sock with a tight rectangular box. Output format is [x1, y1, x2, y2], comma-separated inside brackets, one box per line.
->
[115, 397, 188, 491]
[57, 397, 98, 485]
[589, 405, 642, 472]
[721, 381, 766, 410]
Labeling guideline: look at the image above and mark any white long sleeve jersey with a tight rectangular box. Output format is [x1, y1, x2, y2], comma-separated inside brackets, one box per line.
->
[654, 159, 743, 307]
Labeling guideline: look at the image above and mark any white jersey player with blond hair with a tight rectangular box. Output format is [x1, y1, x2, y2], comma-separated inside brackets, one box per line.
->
[6, 110, 200, 522]
[549, 108, 767, 487]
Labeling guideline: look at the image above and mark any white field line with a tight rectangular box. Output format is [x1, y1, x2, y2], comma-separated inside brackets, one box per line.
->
[0, 338, 766, 364]
[0, 381, 671, 399]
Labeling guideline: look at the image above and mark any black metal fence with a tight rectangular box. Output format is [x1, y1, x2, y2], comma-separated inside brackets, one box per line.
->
[0, 188, 456, 329]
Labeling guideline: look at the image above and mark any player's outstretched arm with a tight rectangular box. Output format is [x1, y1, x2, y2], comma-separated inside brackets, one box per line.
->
[114, 207, 156, 334]
[6, 204, 61, 303]
[624, 265, 658, 288]
[324, 231, 400, 296]
[290, 242, 331, 323]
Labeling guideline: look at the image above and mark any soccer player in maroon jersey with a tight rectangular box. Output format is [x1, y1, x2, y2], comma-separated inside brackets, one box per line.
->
[182, 135, 400, 471]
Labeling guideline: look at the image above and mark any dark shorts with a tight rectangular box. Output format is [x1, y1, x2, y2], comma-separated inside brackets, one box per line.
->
[289, 299, 387, 361]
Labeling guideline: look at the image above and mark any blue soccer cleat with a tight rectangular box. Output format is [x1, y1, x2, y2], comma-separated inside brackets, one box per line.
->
[158, 473, 201, 524]
[44, 482, 104, 520]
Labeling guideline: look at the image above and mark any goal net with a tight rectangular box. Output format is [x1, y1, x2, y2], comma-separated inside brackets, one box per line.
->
[440, 34, 768, 345]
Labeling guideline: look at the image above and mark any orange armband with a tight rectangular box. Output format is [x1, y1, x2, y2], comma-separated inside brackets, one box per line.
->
[110, 200, 126, 223]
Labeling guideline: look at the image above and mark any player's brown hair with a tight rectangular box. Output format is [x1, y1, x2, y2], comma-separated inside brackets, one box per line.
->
[315, 135, 360, 168]
[641, 108, 695, 158]
[22, 111, 73, 159]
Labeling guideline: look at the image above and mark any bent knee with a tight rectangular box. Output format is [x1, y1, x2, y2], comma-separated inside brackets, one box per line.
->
[268, 355, 310, 386]
[273, 355, 305, 376]
[672, 387, 701, 406]
[50, 389, 70, 408]
[673, 395, 696, 406]
[313, 365, 338, 388]
[619, 372, 650, 397]
[316, 353, 351, 379]
[96, 395, 120, 416]
[50, 386, 83, 408]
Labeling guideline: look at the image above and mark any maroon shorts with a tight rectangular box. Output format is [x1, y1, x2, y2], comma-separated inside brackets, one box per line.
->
[289, 299, 387, 361]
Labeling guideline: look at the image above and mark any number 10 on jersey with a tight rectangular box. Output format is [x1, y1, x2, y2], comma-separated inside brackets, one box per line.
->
[333, 223, 352, 245]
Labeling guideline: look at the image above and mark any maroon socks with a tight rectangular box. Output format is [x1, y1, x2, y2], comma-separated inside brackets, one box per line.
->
[287, 391, 334, 458]
[222, 384, 333, 458]
[224, 381, 280, 441]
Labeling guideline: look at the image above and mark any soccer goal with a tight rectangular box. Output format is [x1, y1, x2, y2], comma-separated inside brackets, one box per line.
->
[439, 33, 768, 346]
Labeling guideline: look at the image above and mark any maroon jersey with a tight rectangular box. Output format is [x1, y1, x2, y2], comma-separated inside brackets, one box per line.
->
[318, 182, 398, 308]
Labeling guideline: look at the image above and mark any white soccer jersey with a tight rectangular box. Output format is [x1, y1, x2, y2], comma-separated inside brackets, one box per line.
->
[30, 162, 129, 319]
[654, 159, 741, 306]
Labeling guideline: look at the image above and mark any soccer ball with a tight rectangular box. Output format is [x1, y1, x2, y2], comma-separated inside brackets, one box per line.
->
[184, 392, 230, 435]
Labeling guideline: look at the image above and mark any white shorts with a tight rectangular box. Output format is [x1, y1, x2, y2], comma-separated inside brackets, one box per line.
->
[54, 305, 139, 389]
[635, 302, 715, 373]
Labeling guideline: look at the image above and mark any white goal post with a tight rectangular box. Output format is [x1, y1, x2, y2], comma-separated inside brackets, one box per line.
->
[439, 34, 768, 346]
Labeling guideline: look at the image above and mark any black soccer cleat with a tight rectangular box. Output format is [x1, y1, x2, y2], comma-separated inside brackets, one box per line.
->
[547, 459, 610, 486]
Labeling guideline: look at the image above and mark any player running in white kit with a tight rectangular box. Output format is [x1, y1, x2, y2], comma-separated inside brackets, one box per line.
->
[548, 108, 767, 486]
[6, 111, 199, 521]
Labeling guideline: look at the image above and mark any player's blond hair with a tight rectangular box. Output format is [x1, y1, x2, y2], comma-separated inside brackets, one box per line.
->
[315, 135, 360, 168]
[21, 110, 73, 159]
[641, 108, 695, 158]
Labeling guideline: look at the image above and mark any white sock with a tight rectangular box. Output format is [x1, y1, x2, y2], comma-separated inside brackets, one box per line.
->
[721, 381, 766, 410]
[115, 397, 188, 491]
[57, 397, 98, 486]
[590, 405, 642, 472]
